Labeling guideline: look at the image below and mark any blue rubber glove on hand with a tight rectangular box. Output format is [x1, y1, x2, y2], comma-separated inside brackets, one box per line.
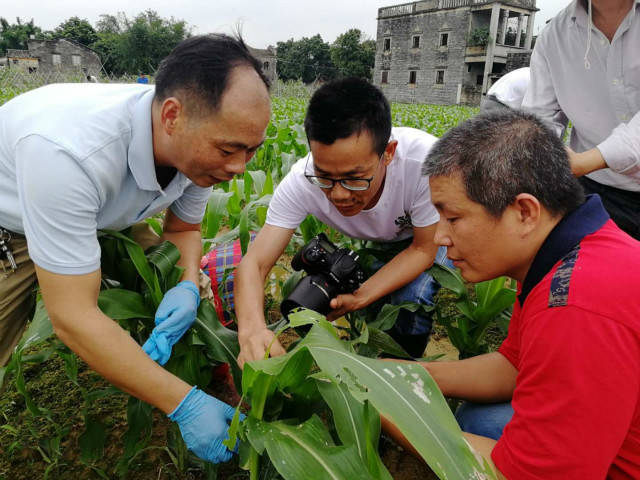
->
[143, 280, 200, 365]
[169, 386, 245, 463]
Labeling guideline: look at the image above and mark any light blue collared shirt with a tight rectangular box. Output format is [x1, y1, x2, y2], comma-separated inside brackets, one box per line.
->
[523, 0, 640, 190]
[0, 83, 211, 274]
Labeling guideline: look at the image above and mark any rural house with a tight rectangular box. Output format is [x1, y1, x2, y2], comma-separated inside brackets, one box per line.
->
[2, 38, 102, 76]
[373, 0, 537, 105]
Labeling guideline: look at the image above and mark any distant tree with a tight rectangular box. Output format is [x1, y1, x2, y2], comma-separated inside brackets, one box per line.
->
[54, 16, 97, 47]
[330, 29, 375, 80]
[276, 34, 335, 83]
[0, 17, 43, 55]
[91, 13, 125, 73]
[91, 10, 190, 75]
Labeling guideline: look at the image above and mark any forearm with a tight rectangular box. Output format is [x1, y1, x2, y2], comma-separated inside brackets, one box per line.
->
[53, 307, 191, 413]
[161, 229, 201, 285]
[597, 111, 640, 179]
[422, 352, 517, 402]
[463, 433, 505, 480]
[380, 408, 504, 479]
[568, 147, 607, 177]
[235, 259, 269, 340]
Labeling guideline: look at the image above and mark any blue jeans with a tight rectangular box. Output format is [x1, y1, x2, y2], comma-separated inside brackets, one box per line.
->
[455, 401, 514, 440]
[374, 245, 452, 336]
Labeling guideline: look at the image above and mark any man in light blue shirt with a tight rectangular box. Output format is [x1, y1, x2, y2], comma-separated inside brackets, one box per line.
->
[523, 0, 640, 238]
[0, 34, 271, 464]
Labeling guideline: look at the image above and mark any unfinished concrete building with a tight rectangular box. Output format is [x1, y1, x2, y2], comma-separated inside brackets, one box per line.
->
[374, 0, 537, 105]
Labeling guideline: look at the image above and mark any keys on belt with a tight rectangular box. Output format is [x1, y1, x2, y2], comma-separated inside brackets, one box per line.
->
[0, 228, 17, 274]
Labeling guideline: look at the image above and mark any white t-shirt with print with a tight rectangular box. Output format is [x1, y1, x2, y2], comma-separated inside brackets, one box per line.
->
[266, 127, 439, 242]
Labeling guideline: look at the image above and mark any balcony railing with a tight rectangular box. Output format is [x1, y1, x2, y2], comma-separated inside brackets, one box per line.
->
[378, 2, 416, 18]
[379, 0, 535, 17]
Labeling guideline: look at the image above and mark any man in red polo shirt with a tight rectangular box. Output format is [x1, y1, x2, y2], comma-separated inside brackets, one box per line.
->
[387, 110, 640, 479]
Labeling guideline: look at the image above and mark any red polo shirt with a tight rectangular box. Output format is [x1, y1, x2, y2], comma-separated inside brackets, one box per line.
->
[492, 196, 640, 479]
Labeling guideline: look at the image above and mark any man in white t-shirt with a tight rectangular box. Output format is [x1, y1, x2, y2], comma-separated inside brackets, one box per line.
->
[235, 77, 449, 363]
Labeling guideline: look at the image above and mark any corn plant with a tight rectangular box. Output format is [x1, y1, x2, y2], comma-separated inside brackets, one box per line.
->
[430, 264, 516, 359]
[231, 311, 497, 480]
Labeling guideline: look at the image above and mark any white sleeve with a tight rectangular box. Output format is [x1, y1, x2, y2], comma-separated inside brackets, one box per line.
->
[15, 136, 102, 274]
[265, 169, 311, 229]
[521, 37, 569, 138]
[170, 182, 212, 225]
[409, 175, 439, 228]
[597, 111, 640, 180]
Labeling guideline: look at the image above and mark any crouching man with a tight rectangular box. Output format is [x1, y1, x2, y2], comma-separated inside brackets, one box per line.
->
[235, 77, 451, 364]
[385, 110, 640, 479]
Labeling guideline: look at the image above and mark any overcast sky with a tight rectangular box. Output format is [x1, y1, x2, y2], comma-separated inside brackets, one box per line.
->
[3, 0, 572, 48]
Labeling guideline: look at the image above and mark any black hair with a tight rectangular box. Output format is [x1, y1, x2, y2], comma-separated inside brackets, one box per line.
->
[304, 77, 391, 156]
[423, 110, 585, 217]
[154, 34, 270, 115]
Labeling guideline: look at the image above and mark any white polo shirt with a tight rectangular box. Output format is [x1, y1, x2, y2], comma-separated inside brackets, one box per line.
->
[0, 83, 211, 274]
[266, 127, 439, 242]
[522, 0, 640, 190]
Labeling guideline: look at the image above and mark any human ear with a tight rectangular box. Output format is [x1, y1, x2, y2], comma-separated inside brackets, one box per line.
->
[513, 193, 541, 236]
[383, 140, 398, 166]
[159, 97, 183, 135]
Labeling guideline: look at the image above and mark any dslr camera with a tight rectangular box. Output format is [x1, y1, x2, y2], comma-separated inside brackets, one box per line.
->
[280, 233, 367, 318]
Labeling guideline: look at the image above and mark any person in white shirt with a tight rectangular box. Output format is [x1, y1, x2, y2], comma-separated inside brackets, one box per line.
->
[0, 34, 271, 464]
[522, 0, 640, 239]
[235, 77, 450, 363]
[482, 67, 530, 112]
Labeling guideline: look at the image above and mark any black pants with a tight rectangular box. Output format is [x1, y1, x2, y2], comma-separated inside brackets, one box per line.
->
[580, 177, 640, 240]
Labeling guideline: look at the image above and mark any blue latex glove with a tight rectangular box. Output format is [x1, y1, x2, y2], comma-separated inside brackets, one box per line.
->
[169, 386, 245, 463]
[143, 280, 200, 365]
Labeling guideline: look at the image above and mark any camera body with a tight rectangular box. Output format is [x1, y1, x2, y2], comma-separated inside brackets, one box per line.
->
[280, 233, 367, 318]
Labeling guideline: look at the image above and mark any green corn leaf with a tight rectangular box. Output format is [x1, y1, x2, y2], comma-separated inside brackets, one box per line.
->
[301, 322, 497, 480]
[164, 341, 212, 388]
[244, 415, 378, 480]
[144, 217, 164, 237]
[203, 190, 233, 239]
[193, 300, 242, 390]
[261, 170, 274, 196]
[428, 263, 468, 298]
[244, 171, 254, 203]
[222, 399, 244, 451]
[146, 241, 181, 282]
[120, 397, 153, 466]
[79, 416, 107, 463]
[100, 230, 163, 308]
[281, 270, 304, 300]
[316, 380, 392, 480]
[239, 207, 250, 256]
[17, 299, 53, 350]
[98, 289, 153, 320]
[247, 170, 267, 197]
[365, 328, 411, 359]
[369, 302, 434, 331]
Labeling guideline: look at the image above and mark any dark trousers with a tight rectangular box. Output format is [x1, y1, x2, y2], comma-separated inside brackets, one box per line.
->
[580, 177, 640, 241]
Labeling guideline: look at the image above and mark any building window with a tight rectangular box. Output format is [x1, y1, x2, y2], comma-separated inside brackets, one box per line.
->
[12, 59, 18, 65]
[72, 54, 81, 66]
[52, 53, 61, 65]
[439, 32, 449, 47]
[263, 61, 269, 71]
[435, 70, 445, 84]
[412, 35, 421, 48]
[381, 71, 389, 84]
[409, 70, 417, 85]
[383, 38, 391, 51]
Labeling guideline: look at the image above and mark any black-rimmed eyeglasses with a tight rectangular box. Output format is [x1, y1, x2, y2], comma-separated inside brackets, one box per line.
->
[304, 153, 384, 191]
